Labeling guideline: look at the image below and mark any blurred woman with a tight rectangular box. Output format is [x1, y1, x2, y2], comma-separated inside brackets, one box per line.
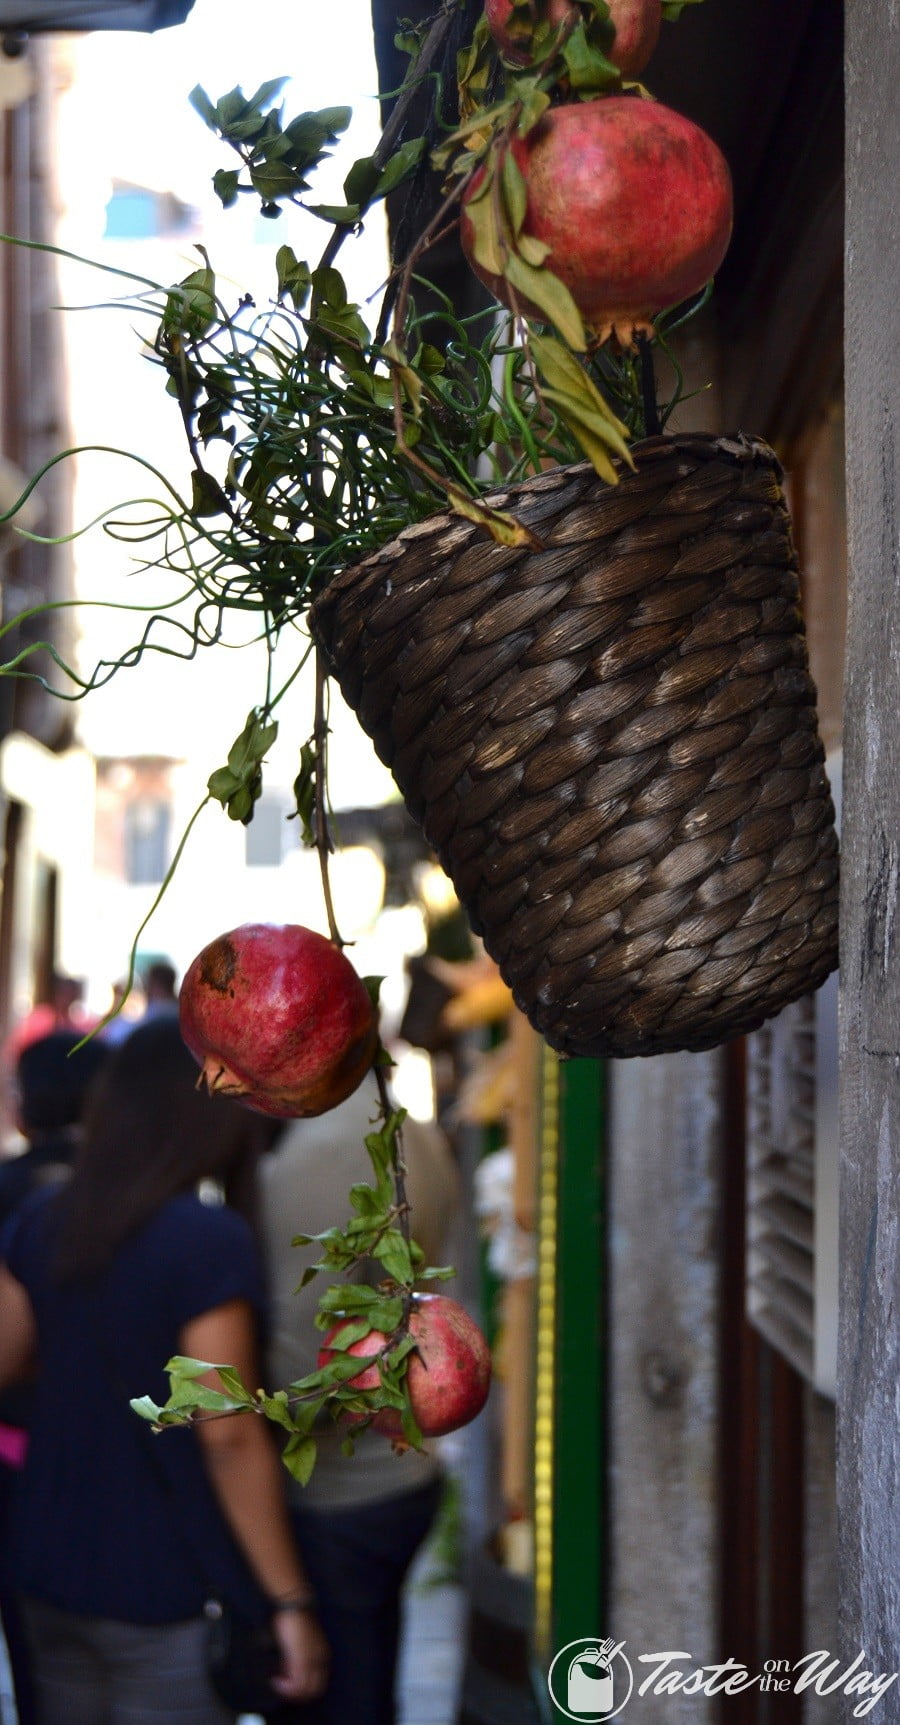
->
[0, 1017, 328, 1725]
[259, 1073, 461, 1725]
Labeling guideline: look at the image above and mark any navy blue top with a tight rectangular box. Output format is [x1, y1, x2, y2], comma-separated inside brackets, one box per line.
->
[1, 1187, 270, 1625]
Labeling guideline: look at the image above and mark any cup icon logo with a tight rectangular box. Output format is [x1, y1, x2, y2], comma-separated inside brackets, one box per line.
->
[548, 1637, 634, 1720]
[569, 1644, 614, 1713]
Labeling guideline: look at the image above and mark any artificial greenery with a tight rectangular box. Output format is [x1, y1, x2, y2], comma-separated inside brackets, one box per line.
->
[133, 1093, 457, 1478]
[0, 0, 712, 1453]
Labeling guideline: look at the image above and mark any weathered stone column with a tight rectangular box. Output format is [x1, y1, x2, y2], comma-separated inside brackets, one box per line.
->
[839, 0, 900, 1694]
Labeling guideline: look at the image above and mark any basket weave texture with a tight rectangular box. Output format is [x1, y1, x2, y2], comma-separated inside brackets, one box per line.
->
[311, 433, 839, 1058]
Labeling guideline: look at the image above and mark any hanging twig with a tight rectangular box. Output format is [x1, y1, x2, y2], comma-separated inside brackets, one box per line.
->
[315, 0, 462, 280]
[372, 1057, 418, 1337]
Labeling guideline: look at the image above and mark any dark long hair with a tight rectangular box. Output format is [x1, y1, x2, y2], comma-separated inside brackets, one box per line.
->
[52, 1017, 270, 1282]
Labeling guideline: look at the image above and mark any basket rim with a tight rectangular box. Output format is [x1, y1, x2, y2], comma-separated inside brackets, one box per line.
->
[310, 431, 785, 612]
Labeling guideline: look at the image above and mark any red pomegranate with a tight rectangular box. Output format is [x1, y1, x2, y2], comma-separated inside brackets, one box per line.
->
[179, 922, 378, 1118]
[460, 96, 733, 344]
[319, 1295, 492, 1439]
[485, 0, 661, 77]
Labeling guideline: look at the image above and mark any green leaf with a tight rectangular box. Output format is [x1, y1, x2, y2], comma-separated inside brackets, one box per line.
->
[400, 1394, 424, 1451]
[162, 253, 216, 338]
[281, 1433, 318, 1486]
[374, 136, 427, 199]
[256, 1390, 297, 1433]
[288, 1396, 325, 1439]
[311, 266, 349, 309]
[315, 1285, 386, 1314]
[343, 154, 381, 208]
[212, 168, 240, 209]
[308, 105, 352, 139]
[516, 87, 551, 138]
[416, 343, 446, 376]
[131, 1395, 163, 1423]
[226, 711, 278, 777]
[190, 468, 228, 518]
[283, 107, 352, 165]
[367, 1298, 405, 1331]
[504, 251, 587, 350]
[189, 84, 218, 128]
[348, 1182, 388, 1219]
[164, 1354, 221, 1379]
[561, 20, 622, 92]
[307, 203, 361, 227]
[210, 1365, 251, 1402]
[373, 1229, 414, 1286]
[289, 740, 316, 843]
[249, 161, 303, 202]
[215, 86, 252, 128]
[245, 76, 290, 112]
[500, 148, 527, 238]
[383, 338, 422, 418]
[208, 711, 277, 823]
[168, 1381, 248, 1413]
[394, 26, 422, 58]
[275, 246, 312, 312]
[207, 766, 239, 801]
[322, 1318, 373, 1350]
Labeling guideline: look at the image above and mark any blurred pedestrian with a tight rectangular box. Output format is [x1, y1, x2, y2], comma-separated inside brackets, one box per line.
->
[0, 1028, 109, 1725]
[3, 974, 96, 1068]
[98, 978, 143, 1047]
[259, 1074, 460, 1725]
[0, 1018, 328, 1725]
[138, 958, 179, 1023]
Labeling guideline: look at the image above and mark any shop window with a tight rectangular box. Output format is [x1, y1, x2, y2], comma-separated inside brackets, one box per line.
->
[123, 797, 170, 885]
[245, 793, 290, 867]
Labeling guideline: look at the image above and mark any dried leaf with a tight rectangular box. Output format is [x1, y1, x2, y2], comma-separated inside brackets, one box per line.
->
[500, 147, 528, 237]
[462, 174, 506, 278]
[529, 330, 633, 481]
[448, 489, 539, 548]
[503, 251, 587, 350]
[516, 232, 551, 267]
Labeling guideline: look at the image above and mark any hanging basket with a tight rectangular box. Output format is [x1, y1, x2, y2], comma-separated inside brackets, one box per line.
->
[310, 433, 839, 1059]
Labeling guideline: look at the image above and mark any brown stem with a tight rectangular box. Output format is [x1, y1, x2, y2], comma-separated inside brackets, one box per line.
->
[371, 1058, 419, 1339]
[313, 648, 343, 948]
[313, 0, 461, 286]
[389, 164, 478, 342]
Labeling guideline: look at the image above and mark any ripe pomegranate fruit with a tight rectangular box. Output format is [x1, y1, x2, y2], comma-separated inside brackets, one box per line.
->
[460, 96, 733, 344]
[319, 1295, 492, 1439]
[485, 0, 662, 78]
[179, 922, 378, 1118]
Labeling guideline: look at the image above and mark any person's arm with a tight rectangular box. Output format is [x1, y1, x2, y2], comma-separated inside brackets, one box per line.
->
[0, 1263, 37, 1388]
[181, 1298, 329, 1703]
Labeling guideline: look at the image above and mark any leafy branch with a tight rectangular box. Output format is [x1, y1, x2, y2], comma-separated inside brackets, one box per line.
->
[133, 1087, 455, 1480]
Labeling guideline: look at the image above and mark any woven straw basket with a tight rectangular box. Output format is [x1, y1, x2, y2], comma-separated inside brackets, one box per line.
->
[311, 432, 839, 1059]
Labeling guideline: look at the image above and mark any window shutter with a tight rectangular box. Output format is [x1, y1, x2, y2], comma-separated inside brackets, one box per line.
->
[745, 752, 840, 1398]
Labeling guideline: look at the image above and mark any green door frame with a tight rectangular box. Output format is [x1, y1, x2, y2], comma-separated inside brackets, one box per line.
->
[533, 1049, 607, 1696]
